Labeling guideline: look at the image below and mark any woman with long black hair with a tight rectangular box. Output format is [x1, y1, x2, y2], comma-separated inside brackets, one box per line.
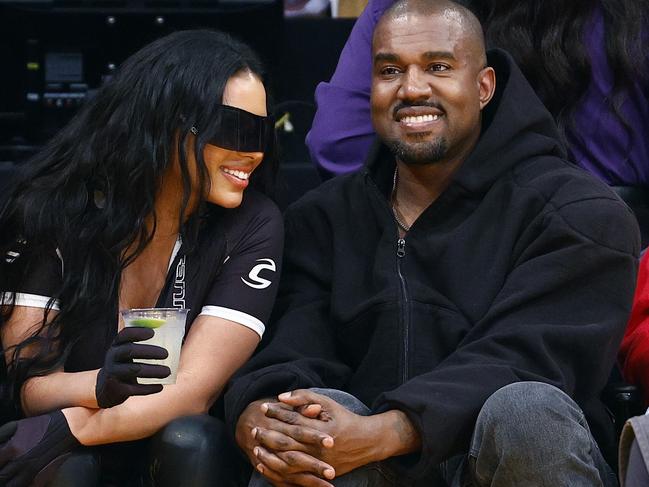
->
[0, 29, 282, 486]
[474, 0, 648, 188]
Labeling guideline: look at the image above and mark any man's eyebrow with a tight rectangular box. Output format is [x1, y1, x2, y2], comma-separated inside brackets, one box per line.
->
[422, 50, 456, 61]
[373, 50, 457, 65]
[373, 52, 400, 64]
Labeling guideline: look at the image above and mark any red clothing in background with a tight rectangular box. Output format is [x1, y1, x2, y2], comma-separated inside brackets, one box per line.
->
[621, 252, 649, 405]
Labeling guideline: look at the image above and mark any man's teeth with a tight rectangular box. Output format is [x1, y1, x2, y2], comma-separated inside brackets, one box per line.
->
[222, 168, 250, 180]
[401, 114, 440, 124]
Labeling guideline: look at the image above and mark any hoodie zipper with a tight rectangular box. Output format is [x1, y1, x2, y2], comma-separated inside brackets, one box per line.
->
[366, 173, 412, 385]
[396, 237, 410, 384]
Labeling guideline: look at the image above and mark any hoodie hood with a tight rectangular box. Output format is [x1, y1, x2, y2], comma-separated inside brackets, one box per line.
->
[367, 48, 568, 195]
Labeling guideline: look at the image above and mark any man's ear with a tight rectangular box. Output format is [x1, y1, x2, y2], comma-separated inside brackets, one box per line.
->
[477, 66, 496, 109]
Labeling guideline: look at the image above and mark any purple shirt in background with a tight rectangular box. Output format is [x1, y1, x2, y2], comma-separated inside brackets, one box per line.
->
[307, 0, 649, 186]
[305, 0, 392, 175]
[568, 9, 649, 186]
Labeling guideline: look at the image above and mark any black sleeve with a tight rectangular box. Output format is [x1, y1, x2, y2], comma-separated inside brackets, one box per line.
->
[1, 242, 62, 310]
[198, 195, 284, 338]
[224, 200, 352, 431]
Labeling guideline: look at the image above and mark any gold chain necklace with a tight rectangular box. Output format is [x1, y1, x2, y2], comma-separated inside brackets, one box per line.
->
[391, 167, 411, 233]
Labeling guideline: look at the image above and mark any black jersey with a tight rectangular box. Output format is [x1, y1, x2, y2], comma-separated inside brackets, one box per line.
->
[1, 190, 283, 372]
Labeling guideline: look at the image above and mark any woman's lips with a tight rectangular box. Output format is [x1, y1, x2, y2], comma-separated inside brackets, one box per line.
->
[221, 166, 251, 188]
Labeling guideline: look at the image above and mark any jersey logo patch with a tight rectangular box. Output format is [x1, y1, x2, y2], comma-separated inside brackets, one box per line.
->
[241, 258, 276, 290]
[173, 256, 186, 308]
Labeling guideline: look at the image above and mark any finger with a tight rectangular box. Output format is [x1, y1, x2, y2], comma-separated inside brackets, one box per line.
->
[266, 477, 296, 487]
[112, 363, 171, 380]
[257, 421, 333, 449]
[7, 469, 31, 487]
[0, 421, 17, 443]
[278, 390, 330, 408]
[0, 423, 18, 467]
[275, 450, 335, 480]
[257, 465, 303, 487]
[264, 403, 313, 426]
[262, 405, 333, 447]
[132, 363, 171, 379]
[114, 327, 155, 344]
[296, 404, 322, 419]
[0, 461, 19, 485]
[258, 463, 333, 487]
[254, 427, 305, 452]
[254, 446, 334, 486]
[114, 343, 169, 362]
[123, 383, 165, 397]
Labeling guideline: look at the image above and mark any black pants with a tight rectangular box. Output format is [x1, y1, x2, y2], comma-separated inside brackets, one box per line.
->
[48, 415, 238, 487]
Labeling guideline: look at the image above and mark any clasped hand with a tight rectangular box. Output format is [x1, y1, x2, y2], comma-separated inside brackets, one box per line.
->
[236, 390, 379, 487]
[96, 326, 171, 408]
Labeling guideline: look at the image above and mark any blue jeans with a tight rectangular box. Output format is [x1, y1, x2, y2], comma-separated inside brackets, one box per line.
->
[249, 382, 617, 487]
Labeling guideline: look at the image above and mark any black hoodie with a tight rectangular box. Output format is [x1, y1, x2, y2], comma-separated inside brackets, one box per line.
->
[225, 50, 640, 479]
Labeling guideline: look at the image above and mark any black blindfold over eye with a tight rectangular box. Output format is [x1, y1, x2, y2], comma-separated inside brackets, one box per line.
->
[191, 105, 274, 153]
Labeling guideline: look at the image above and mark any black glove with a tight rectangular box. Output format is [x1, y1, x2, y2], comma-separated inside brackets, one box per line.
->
[96, 326, 171, 408]
[0, 410, 80, 487]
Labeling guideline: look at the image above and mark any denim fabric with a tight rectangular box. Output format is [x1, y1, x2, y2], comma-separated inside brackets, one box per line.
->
[467, 382, 616, 487]
[622, 439, 649, 487]
[619, 414, 649, 487]
[248, 383, 616, 487]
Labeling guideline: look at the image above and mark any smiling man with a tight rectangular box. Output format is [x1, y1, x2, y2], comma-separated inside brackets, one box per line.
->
[225, 1, 639, 486]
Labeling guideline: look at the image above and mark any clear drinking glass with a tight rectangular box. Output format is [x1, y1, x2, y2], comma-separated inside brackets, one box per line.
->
[121, 308, 189, 385]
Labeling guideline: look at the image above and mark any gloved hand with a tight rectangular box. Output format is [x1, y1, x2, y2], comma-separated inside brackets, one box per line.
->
[0, 410, 80, 487]
[96, 326, 171, 408]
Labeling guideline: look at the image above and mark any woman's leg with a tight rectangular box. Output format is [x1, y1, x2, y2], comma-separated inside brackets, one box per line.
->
[147, 414, 237, 487]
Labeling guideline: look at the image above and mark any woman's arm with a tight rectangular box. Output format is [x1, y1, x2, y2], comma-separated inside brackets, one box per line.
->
[1, 305, 100, 415]
[62, 314, 259, 445]
[22, 370, 99, 415]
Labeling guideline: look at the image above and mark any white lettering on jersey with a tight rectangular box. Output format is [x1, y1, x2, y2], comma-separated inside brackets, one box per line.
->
[241, 258, 276, 290]
[5, 250, 19, 263]
[173, 256, 186, 308]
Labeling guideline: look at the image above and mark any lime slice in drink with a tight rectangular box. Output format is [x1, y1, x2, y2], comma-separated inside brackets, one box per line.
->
[129, 318, 166, 328]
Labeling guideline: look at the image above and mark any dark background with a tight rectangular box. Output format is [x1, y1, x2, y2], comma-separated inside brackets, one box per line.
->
[0, 1, 356, 205]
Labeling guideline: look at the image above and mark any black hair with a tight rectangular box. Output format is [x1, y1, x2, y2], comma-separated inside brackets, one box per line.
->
[464, 0, 648, 157]
[0, 29, 275, 415]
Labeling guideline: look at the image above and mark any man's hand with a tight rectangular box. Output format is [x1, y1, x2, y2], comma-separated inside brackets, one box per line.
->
[258, 390, 422, 478]
[0, 410, 80, 487]
[235, 399, 336, 487]
[259, 390, 382, 477]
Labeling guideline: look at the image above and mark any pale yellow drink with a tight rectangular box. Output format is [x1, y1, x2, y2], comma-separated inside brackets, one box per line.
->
[122, 308, 188, 385]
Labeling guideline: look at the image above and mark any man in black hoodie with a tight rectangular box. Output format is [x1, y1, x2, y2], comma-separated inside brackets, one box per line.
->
[225, 1, 639, 485]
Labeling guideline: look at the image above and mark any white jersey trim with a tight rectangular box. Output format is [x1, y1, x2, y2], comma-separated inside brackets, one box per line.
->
[199, 305, 265, 338]
[1, 292, 60, 310]
[168, 237, 182, 272]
